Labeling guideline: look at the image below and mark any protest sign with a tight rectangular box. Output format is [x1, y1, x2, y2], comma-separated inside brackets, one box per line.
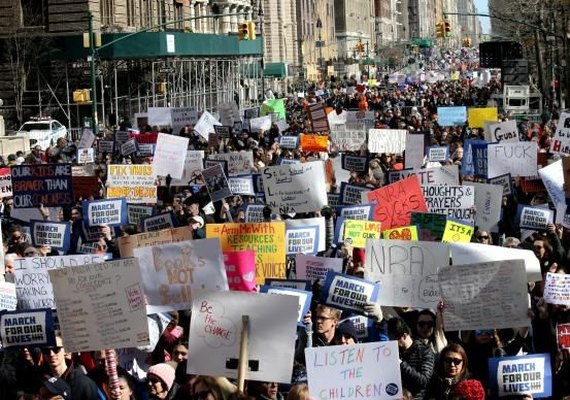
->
[285, 217, 326, 253]
[107, 164, 157, 203]
[383, 225, 419, 241]
[77, 147, 95, 164]
[217, 102, 240, 127]
[461, 139, 488, 177]
[441, 219, 474, 243]
[340, 315, 380, 342]
[341, 154, 369, 172]
[0, 167, 12, 198]
[557, 323, 570, 350]
[115, 130, 129, 142]
[261, 98, 286, 120]
[30, 220, 71, 252]
[344, 220, 382, 248]
[485, 119, 519, 143]
[467, 107, 498, 128]
[437, 106, 467, 126]
[142, 211, 177, 232]
[308, 103, 330, 132]
[488, 173, 513, 197]
[337, 205, 373, 221]
[249, 115, 272, 133]
[127, 204, 155, 226]
[204, 159, 229, 177]
[550, 111, 570, 154]
[427, 146, 449, 162]
[193, 110, 222, 139]
[366, 176, 428, 230]
[210, 151, 254, 177]
[405, 133, 425, 169]
[83, 198, 127, 227]
[202, 164, 232, 202]
[243, 107, 260, 121]
[259, 286, 312, 326]
[11, 163, 73, 208]
[121, 139, 138, 156]
[187, 290, 298, 382]
[168, 150, 204, 186]
[228, 176, 254, 196]
[295, 254, 343, 282]
[467, 182, 503, 232]
[300, 134, 329, 152]
[11, 254, 107, 309]
[147, 107, 171, 126]
[388, 165, 460, 186]
[244, 204, 266, 223]
[0, 309, 55, 348]
[77, 127, 95, 149]
[279, 136, 299, 149]
[134, 239, 228, 313]
[539, 160, 565, 223]
[117, 226, 193, 258]
[330, 129, 367, 151]
[98, 140, 114, 154]
[439, 260, 530, 330]
[305, 341, 402, 400]
[285, 225, 319, 254]
[277, 158, 300, 165]
[171, 106, 199, 133]
[0, 282, 17, 311]
[487, 142, 538, 178]
[422, 185, 475, 222]
[410, 212, 447, 241]
[263, 161, 327, 214]
[489, 354, 551, 398]
[264, 279, 311, 291]
[207, 222, 286, 284]
[213, 125, 232, 138]
[223, 251, 256, 292]
[152, 133, 190, 180]
[368, 129, 407, 154]
[365, 240, 449, 308]
[543, 272, 570, 306]
[328, 192, 340, 207]
[516, 205, 554, 230]
[320, 271, 380, 314]
[48, 258, 149, 352]
[339, 182, 369, 205]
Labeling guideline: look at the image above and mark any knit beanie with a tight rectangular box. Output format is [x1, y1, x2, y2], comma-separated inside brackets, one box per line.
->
[451, 379, 485, 400]
[148, 363, 176, 391]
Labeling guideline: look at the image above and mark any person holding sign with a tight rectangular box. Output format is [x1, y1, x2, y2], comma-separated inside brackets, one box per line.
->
[295, 305, 341, 364]
[426, 343, 475, 400]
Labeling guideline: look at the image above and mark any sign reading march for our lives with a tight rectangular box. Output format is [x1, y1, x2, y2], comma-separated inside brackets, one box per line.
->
[516, 205, 554, 231]
[142, 212, 177, 232]
[30, 220, 71, 252]
[259, 286, 312, 326]
[11, 163, 73, 208]
[83, 198, 127, 227]
[320, 271, 380, 314]
[437, 106, 467, 126]
[0, 309, 55, 348]
[489, 354, 551, 398]
[295, 254, 343, 282]
[337, 204, 373, 221]
[427, 146, 449, 162]
[305, 341, 402, 400]
[285, 225, 319, 255]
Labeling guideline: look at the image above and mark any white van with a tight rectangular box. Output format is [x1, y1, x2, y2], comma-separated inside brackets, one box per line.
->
[16, 118, 68, 151]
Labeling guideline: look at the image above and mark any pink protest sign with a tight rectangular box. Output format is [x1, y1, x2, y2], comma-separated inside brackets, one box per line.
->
[224, 250, 257, 292]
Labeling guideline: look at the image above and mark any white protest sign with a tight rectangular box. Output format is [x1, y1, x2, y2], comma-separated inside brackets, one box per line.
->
[77, 128, 96, 149]
[0, 282, 17, 311]
[365, 240, 450, 308]
[134, 239, 229, 313]
[107, 164, 157, 204]
[538, 160, 566, 224]
[487, 142, 538, 178]
[543, 272, 570, 306]
[147, 107, 172, 126]
[121, 139, 138, 156]
[169, 150, 205, 186]
[368, 129, 407, 154]
[305, 341, 402, 400]
[518, 205, 554, 230]
[550, 111, 570, 154]
[11, 254, 107, 309]
[405, 134, 425, 169]
[152, 133, 190, 180]
[193, 111, 222, 140]
[495, 355, 551, 398]
[330, 129, 367, 151]
[217, 102, 240, 127]
[210, 151, 254, 176]
[285, 217, 326, 253]
[467, 182, 503, 232]
[249, 115, 272, 133]
[48, 258, 150, 352]
[263, 161, 327, 214]
[439, 260, 531, 331]
[295, 254, 343, 282]
[422, 185, 475, 222]
[77, 148, 95, 164]
[279, 136, 298, 149]
[486, 120, 520, 143]
[427, 146, 449, 162]
[187, 290, 298, 383]
[389, 165, 460, 185]
[228, 176, 254, 196]
[171, 107, 199, 133]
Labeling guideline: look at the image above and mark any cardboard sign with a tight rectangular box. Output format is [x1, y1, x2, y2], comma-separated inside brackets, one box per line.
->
[339, 182, 370, 205]
[487, 142, 538, 178]
[344, 220, 382, 248]
[209, 151, 254, 177]
[388, 165, 460, 186]
[263, 161, 327, 214]
[557, 323, 570, 350]
[83, 198, 127, 227]
[410, 212, 447, 242]
[134, 239, 228, 313]
[223, 251, 256, 292]
[107, 164, 157, 204]
[305, 342, 402, 400]
[117, 226, 193, 258]
[127, 204, 155, 226]
[30, 220, 71, 252]
[295, 254, 343, 282]
[330, 129, 367, 151]
[0, 282, 17, 311]
[366, 176, 428, 230]
[422, 185, 475, 223]
[439, 260, 530, 330]
[437, 106, 467, 126]
[11, 164, 73, 208]
[11, 254, 107, 309]
[142, 211, 177, 232]
[427, 146, 449, 162]
[187, 290, 298, 382]
[489, 354, 552, 398]
[320, 271, 380, 314]
[168, 150, 205, 186]
[279, 136, 299, 149]
[467, 107, 498, 128]
[48, 258, 150, 352]
[550, 111, 570, 154]
[488, 173, 513, 197]
[516, 205, 554, 230]
[486, 119, 520, 143]
[152, 133, 190, 180]
[259, 286, 312, 326]
[383, 225, 419, 241]
[0, 309, 55, 348]
[202, 164, 232, 202]
[543, 272, 570, 306]
[308, 103, 330, 132]
[441, 219, 474, 243]
[300, 134, 329, 152]
[193, 110, 222, 139]
[207, 222, 286, 284]
[341, 154, 369, 172]
[368, 129, 407, 154]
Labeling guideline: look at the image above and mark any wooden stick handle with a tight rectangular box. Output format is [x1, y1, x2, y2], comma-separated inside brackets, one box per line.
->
[237, 315, 250, 393]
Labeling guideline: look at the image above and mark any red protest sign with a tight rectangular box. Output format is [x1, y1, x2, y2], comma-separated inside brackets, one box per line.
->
[366, 176, 428, 230]
[557, 323, 570, 350]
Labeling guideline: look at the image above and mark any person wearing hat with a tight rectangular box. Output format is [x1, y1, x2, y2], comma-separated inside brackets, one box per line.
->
[188, 215, 205, 239]
[40, 376, 72, 400]
[146, 363, 176, 399]
[334, 320, 359, 345]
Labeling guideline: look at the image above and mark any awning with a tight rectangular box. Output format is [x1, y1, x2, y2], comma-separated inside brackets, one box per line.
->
[264, 62, 289, 78]
[410, 39, 433, 48]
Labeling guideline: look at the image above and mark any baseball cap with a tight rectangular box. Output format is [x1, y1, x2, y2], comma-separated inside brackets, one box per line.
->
[43, 376, 71, 400]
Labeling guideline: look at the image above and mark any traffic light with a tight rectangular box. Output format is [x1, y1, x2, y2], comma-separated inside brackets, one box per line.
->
[239, 22, 249, 40]
[435, 22, 444, 38]
[444, 21, 451, 37]
[356, 41, 365, 54]
[247, 21, 256, 40]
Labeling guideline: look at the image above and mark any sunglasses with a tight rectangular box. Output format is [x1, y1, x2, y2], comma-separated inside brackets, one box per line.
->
[477, 235, 489, 240]
[444, 357, 463, 366]
[41, 346, 63, 354]
[417, 321, 434, 328]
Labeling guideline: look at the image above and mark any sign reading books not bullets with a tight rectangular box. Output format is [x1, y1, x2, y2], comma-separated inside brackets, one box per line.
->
[320, 271, 380, 314]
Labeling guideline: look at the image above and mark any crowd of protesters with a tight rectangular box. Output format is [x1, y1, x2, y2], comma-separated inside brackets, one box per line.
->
[0, 46, 569, 400]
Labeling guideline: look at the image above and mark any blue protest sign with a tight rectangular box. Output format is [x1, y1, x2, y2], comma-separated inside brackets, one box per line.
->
[30, 220, 71, 252]
[142, 211, 178, 232]
[259, 286, 312, 326]
[286, 225, 319, 255]
[82, 198, 128, 227]
[336, 205, 374, 221]
[320, 271, 380, 314]
[11, 164, 73, 208]
[0, 308, 56, 348]
[488, 354, 552, 398]
[462, 139, 488, 177]
[437, 106, 467, 126]
[340, 315, 380, 342]
[264, 278, 312, 291]
[333, 216, 346, 245]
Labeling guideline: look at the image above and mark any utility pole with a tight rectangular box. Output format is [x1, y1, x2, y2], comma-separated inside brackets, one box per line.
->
[87, 12, 98, 135]
[257, 2, 265, 100]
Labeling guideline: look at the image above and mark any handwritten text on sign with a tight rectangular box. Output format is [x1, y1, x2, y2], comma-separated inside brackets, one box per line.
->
[11, 164, 73, 208]
[107, 164, 157, 203]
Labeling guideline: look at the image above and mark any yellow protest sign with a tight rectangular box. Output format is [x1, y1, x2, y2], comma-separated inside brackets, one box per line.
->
[107, 164, 157, 203]
[300, 134, 329, 153]
[206, 222, 286, 284]
[383, 225, 419, 241]
[441, 220, 474, 243]
[343, 220, 382, 248]
[451, 71, 460, 81]
[467, 107, 498, 128]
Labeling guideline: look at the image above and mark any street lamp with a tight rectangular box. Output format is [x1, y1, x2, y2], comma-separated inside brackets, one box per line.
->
[316, 17, 323, 81]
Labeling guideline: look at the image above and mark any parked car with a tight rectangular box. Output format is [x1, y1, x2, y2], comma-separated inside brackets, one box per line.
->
[15, 118, 67, 150]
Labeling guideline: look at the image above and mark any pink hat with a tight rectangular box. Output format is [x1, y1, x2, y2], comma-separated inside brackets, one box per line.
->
[147, 363, 176, 391]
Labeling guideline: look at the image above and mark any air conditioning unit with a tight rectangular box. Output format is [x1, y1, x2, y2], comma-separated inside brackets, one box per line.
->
[123, 26, 137, 32]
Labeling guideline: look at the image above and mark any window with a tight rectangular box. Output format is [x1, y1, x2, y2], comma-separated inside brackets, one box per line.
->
[20, 0, 47, 27]
[100, 0, 115, 26]
[141, 0, 153, 27]
[127, 0, 137, 27]
[173, 2, 183, 30]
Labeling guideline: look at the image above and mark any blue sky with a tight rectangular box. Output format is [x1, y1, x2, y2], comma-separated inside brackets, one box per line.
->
[474, 0, 491, 34]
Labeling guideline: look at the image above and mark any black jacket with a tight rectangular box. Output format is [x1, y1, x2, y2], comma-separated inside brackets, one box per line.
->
[400, 340, 435, 400]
